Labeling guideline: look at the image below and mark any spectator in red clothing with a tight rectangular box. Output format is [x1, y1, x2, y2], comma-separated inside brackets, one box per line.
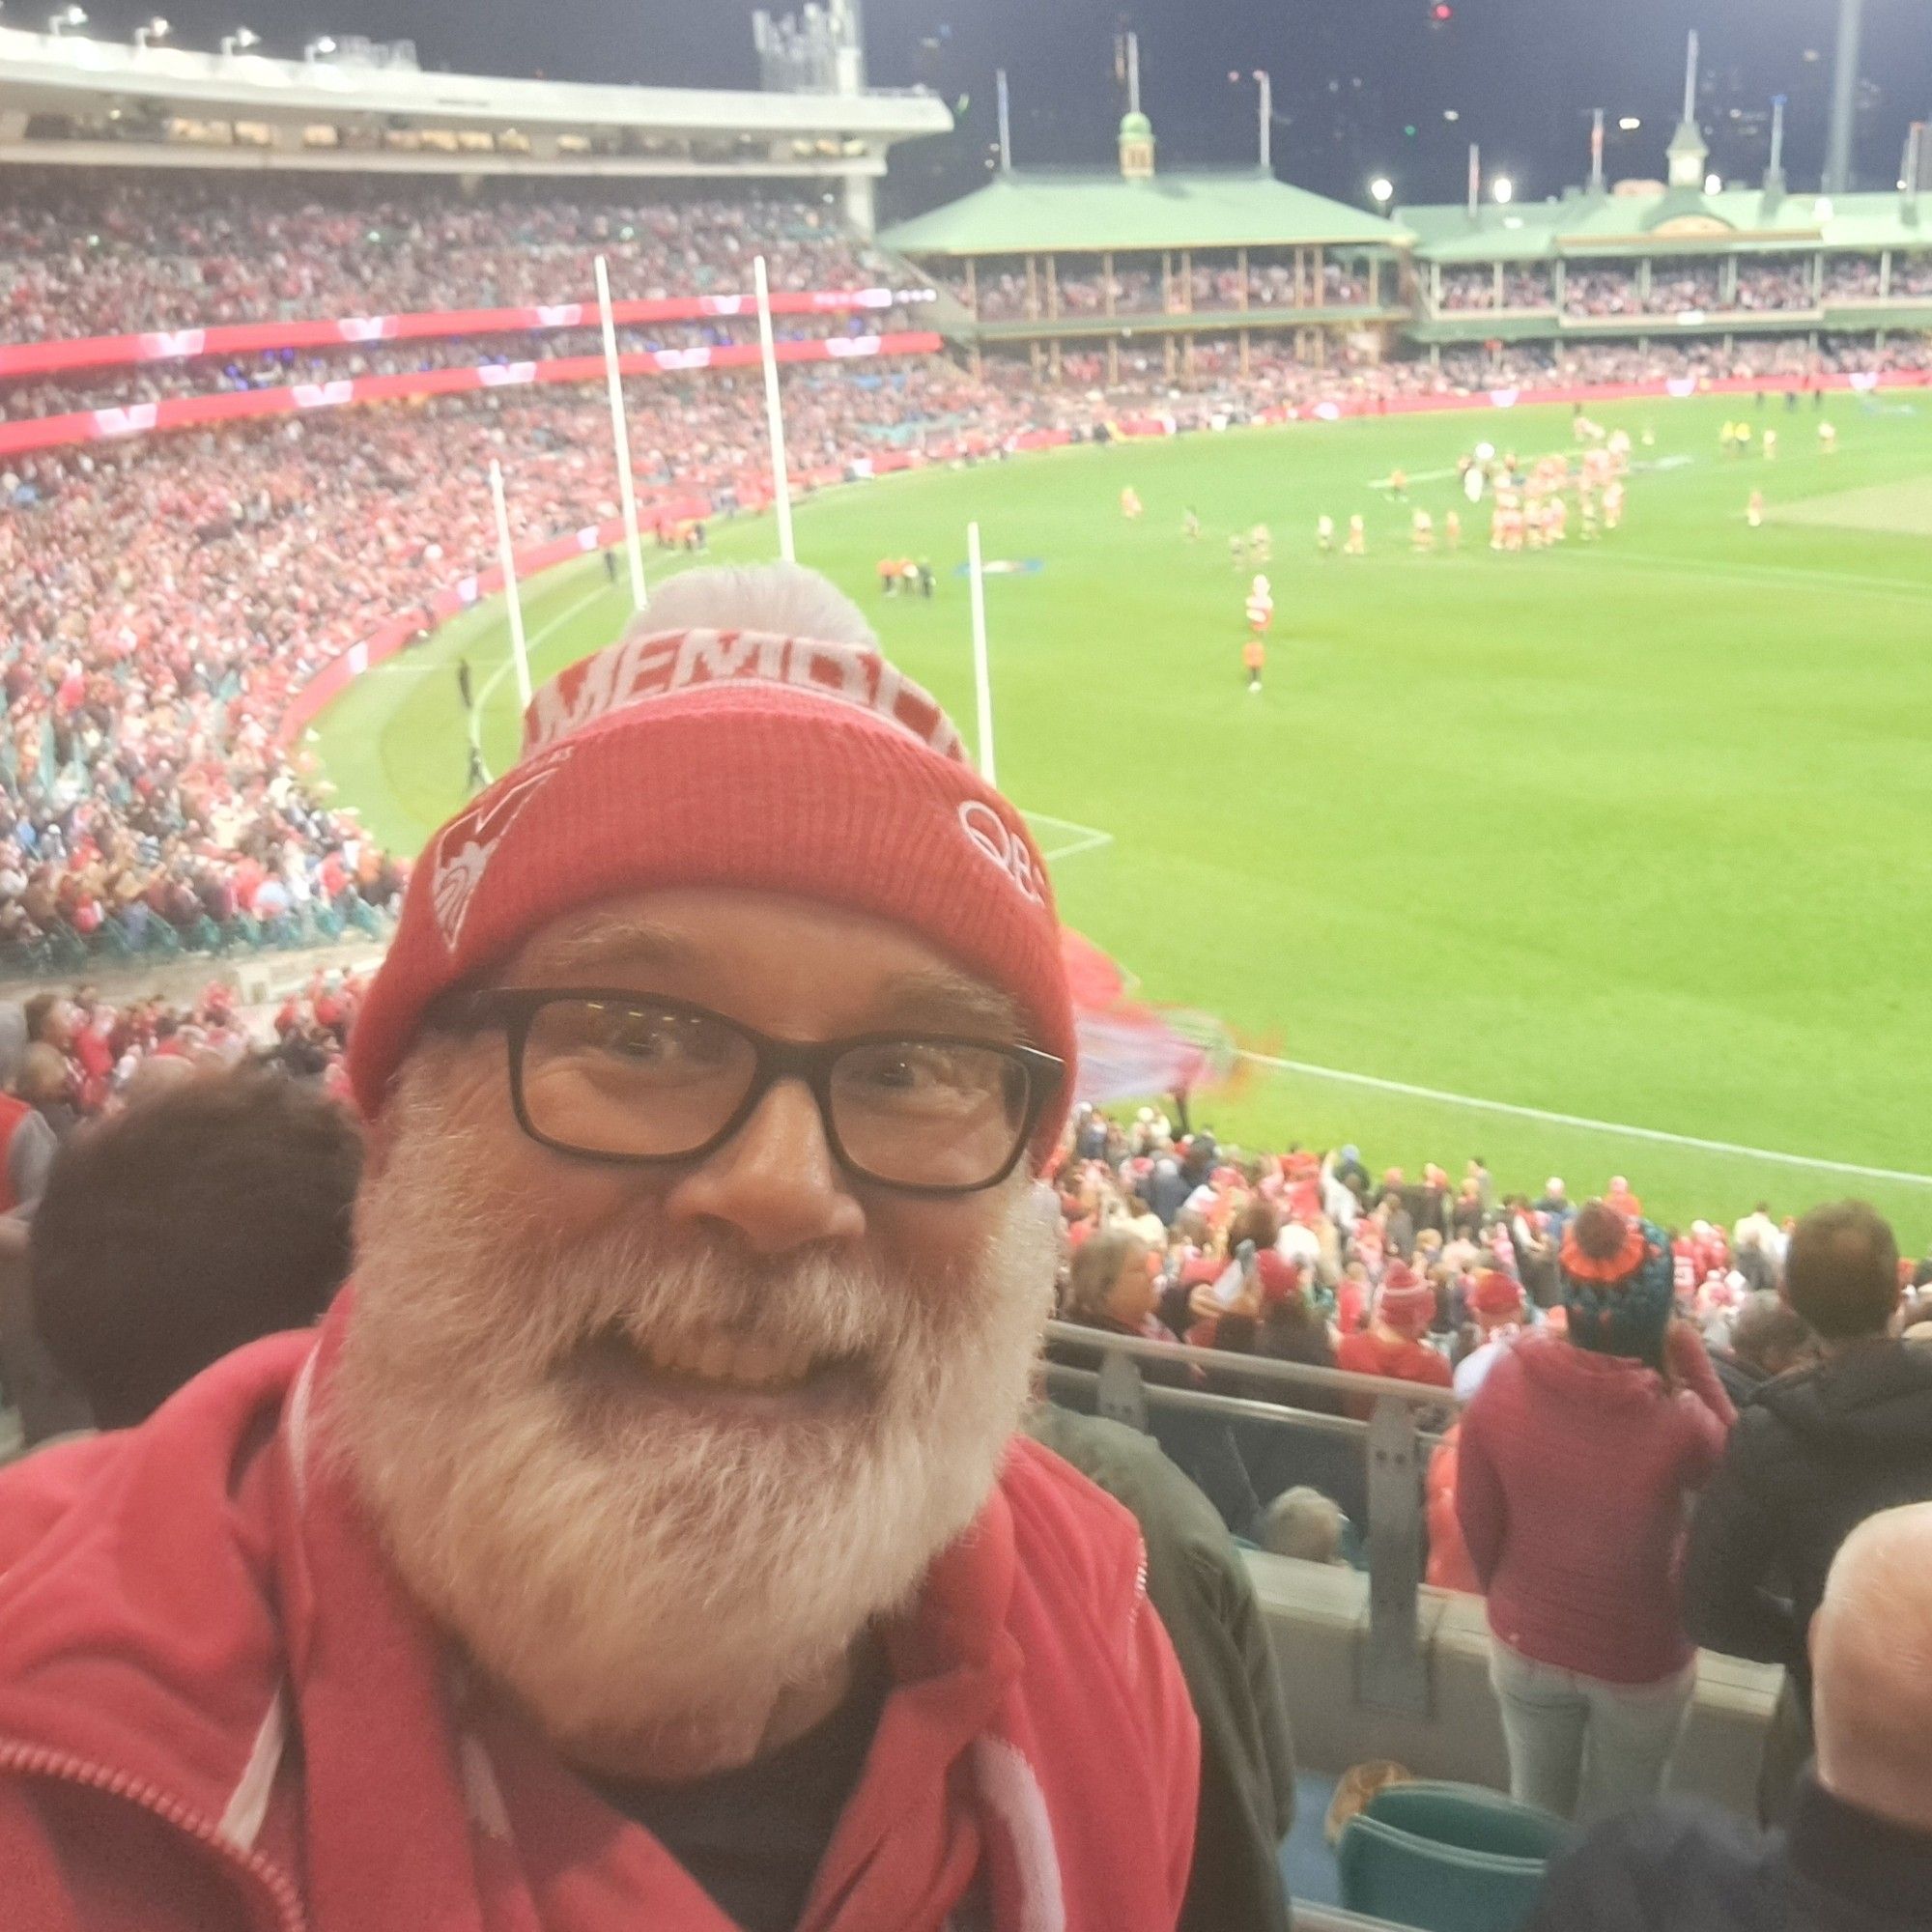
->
[1336, 1264, 1453, 1420]
[1453, 1269, 1528, 1403]
[1457, 1202, 1736, 1821]
[1605, 1175, 1644, 1221]
[1427, 1427, 1482, 1595]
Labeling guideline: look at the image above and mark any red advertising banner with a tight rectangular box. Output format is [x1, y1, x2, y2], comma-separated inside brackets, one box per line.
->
[0, 286, 935, 382]
[0, 330, 948, 459]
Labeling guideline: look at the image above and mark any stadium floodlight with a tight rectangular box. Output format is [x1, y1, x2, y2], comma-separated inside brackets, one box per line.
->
[47, 5, 87, 33]
[1492, 176, 1515, 205]
[1370, 176, 1395, 209]
[1228, 69, 1273, 174]
[220, 26, 260, 54]
[133, 15, 169, 46]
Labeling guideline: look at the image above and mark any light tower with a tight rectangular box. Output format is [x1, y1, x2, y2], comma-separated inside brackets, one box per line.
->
[1762, 94, 1789, 212]
[1666, 29, 1711, 192]
[1823, 0, 1865, 196]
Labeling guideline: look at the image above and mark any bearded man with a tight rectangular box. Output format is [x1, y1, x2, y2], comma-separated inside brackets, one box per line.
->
[0, 565, 1198, 1932]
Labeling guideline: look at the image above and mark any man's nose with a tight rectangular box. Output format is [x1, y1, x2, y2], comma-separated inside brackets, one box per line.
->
[662, 1077, 867, 1256]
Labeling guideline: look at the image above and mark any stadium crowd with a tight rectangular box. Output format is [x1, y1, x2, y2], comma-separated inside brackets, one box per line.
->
[12, 296, 1932, 975]
[1049, 1097, 1932, 1836]
[954, 255, 1379, 322]
[0, 173, 879, 341]
[0, 357, 1029, 973]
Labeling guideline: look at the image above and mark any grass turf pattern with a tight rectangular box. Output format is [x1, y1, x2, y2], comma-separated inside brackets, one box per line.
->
[311, 394, 1932, 1242]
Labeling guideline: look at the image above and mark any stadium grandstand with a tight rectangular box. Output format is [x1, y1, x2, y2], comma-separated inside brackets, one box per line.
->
[4, 5, 1932, 1930]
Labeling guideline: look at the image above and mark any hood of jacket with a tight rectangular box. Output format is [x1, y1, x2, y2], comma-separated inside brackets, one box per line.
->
[1753, 1338, 1932, 1457]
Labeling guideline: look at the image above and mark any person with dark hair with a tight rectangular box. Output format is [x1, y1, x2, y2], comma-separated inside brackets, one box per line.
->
[1457, 1202, 1735, 1820]
[29, 1070, 364, 1431]
[1684, 1201, 1932, 1821]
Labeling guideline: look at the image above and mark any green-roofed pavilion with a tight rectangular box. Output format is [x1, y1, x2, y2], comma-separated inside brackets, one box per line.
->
[880, 150, 1414, 387]
[1392, 184, 1932, 348]
[881, 167, 1411, 256]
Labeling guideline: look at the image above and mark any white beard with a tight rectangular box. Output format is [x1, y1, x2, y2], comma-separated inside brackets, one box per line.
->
[329, 1054, 1059, 1776]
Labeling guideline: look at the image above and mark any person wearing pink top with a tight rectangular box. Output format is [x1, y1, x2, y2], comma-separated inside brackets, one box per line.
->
[1458, 1201, 1735, 1821]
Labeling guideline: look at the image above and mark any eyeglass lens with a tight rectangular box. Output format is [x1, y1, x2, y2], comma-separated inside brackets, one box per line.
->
[516, 998, 1033, 1189]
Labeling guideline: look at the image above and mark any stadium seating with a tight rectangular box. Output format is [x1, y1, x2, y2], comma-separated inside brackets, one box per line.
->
[1337, 1782, 1566, 1932]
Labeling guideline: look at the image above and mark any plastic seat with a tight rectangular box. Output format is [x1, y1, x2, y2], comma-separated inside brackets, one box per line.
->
[1369, 1781, 1570, 1862]
[1338, 1780, 1566, 1932]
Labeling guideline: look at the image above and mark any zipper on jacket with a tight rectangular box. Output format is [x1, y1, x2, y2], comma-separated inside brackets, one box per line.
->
[0, 1737, 307, 1932]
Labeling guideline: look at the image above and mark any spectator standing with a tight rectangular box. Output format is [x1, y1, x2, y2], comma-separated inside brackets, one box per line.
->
[1684, 1203, 1932, 1821]
[1457, 1203, 1735, 1820]
[1733, 1201, 1786, 1290]
[1453, 1270, 1529, 1402]
[1528, 1504, 1932, 1932]
[1336, 1264, 1453, 1420]
[1377, 1187, 1417, 1263]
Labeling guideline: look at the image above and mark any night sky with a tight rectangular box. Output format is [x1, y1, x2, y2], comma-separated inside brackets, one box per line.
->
[77, 0, 1932, 214]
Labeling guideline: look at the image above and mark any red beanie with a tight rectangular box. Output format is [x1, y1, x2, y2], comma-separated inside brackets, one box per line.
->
[348, 626, 1076, 1160]
[1255, 1249, 1304, 1310]
[1469, 1269, 1525, 1324]
[1377, 1263, 1435, 1339]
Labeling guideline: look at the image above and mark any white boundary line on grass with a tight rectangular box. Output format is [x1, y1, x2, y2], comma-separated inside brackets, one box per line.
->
[468, 576, 629, 779]
[1238, 1049, 1932, 1188]
[1026, 811, 1116, 865]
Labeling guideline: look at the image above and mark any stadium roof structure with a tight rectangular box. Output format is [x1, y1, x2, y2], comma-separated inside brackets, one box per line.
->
[0, 22, 950, 181]
[881, 169, 1412, 257]
[1402, 186, 1932, 262]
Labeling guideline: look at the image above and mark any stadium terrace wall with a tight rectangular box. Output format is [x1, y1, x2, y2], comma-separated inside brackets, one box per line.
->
[0, 330, 947, 459]
[288, 363, 1929, 759]
[0, 286, 936, 383]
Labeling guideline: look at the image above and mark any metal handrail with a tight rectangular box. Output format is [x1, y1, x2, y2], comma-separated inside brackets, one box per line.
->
[1046, 1319, 1463, 1411]
[1044, 1362, 1382, 1442]
[1048, 1320, 1444, 1719]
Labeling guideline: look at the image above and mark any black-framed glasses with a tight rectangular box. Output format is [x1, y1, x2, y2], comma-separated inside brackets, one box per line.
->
[435, 988, 1065, 1197]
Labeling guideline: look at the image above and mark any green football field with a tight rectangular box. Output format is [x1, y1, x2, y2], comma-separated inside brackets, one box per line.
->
[311, 393, 1932, 1243]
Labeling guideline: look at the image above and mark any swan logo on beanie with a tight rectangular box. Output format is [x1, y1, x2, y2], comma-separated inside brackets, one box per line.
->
[428, 744, 576, 952]
[349, 625, 1078, 1159]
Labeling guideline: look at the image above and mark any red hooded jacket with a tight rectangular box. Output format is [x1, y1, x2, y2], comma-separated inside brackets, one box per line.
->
[0, 1309, 1198, 1932]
